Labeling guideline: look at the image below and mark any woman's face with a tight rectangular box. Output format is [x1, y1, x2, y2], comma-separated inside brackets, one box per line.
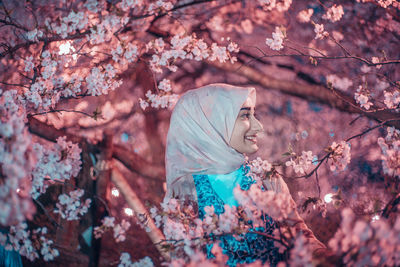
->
[229, 96, 263, 154]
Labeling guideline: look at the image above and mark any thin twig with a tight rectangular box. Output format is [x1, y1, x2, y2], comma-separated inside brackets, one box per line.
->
[33, 198, 63, 229]
[28, 109, 94, 118]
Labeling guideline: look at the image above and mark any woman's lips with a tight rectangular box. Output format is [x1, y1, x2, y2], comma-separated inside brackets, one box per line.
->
[245, 135, 257, 143]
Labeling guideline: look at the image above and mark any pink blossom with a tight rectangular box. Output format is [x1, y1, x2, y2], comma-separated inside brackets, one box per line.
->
[118, 0, 142, 12]
[314, 23, 328, 40]
[328, 141, 351, 172]
[24, 56, 35, 72]
[378, 127, 400, 177]
[328, 208, 400, 266]
[159, 79, 172, 92]
[54, 189, 91, 221]
[113, 219, 131, 242]
[285, 150, 316, 175]
[289, 234, 313, 267]
[354, 85, 373, 110]
[297, 9, 314, 23]
[326, 74, 353, 91]
[148, 0, 173, 14]
[258, 0, 292, 12]
[384, 91, 400, 109]
[323, 5, 344, 22]
[249, 157, 272, 175]
[31, 136, 82, 198]
[372, 56, 382, 69]
[24, 29, 43, 42]
[0, 90, 36, 225]
[209, 43, 229, 63]
[118, 252, 153, 267]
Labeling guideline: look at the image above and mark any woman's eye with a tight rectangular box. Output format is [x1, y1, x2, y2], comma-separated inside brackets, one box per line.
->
[242, 113, 250, 118]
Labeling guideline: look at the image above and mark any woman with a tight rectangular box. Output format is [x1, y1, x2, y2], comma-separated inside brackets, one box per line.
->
[165, 83, 325, 266]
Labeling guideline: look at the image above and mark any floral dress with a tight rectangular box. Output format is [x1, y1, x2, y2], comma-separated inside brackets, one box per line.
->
[192, 165, 281, 266]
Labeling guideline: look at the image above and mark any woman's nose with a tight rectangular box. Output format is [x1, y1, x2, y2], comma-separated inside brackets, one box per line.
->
[251, 117, 263, 132]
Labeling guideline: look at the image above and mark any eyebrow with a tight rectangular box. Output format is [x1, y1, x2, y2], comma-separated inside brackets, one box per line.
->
[240, 107, 251, 111]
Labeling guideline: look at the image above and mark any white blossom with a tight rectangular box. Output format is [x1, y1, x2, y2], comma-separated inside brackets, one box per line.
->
[354, 85, 373, 110]
[326, 74, 353, 91]
[266, 26, 285, 51]
[54, 189, 91, 220]
[285, 151, 316, 175]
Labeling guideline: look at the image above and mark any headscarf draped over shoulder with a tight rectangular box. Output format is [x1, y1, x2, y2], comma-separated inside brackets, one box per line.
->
[165, 83, 256, 201]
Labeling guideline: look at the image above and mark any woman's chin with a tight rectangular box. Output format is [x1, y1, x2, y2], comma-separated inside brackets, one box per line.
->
[245, 145, 259, 155]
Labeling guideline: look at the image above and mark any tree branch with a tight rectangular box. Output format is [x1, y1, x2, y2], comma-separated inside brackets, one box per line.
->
[110, 164, 170, 261]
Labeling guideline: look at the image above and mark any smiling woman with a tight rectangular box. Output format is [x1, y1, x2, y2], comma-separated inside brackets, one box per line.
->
[164, 83, 325, 266]
[229, 96, 264, 155]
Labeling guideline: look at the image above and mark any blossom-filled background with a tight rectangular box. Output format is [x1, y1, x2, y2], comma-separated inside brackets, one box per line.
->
[0, 0, 399, 266]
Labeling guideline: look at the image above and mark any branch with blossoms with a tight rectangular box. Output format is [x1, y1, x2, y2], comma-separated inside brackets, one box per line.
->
[285, 118, 400, 180]
[143, 175, 333, 266]
[211, 59, 400, 130]
[245, 2, 400, 121]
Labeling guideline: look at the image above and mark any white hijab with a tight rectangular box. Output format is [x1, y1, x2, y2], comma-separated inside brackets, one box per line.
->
[165, 83, 256, 201]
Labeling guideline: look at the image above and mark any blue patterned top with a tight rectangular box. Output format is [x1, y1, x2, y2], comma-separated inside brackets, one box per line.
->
[193, 165, 281, 266]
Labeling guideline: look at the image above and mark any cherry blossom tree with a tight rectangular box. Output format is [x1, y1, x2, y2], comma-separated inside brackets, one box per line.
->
[0, 0, 399, 266]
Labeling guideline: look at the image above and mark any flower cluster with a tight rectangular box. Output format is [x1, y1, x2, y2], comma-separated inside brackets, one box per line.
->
[326, 74, 353, 91]
[328, 141, 351, 172]
[0, 90, 36, 225]
[147, 34, 239, 73]
[289, 233, 314, 267]
[322, 5, 344, 23]
[117, 0, 142, 12]
[297, 9, 314, 23]
[31, 136, 82, 198]
[234, 184, 294, 222]
[24, 28, 44, 42]
[94, 216, 131, 243]
[158, 199, 203, 243]
[22, 50, 84, 111]
[118, 253, 154, 267]
[285, 151, 316, 175]
[111, 42, 140, 64]
[54, 189, 91, 221]
[377, 127, 400, 177]
[376, 0, 399, 8]
[88, 14, 128, 45]
[329, 208, 400, 266]
[37, 228, 60, 261]
[46, 11, 89, 38]
[0, 223, 59, 262]
[258, 0, 292, 12]
[354, 85, 373, 110]
[148, 0, 174, 14]
[85, 65, 123, 96]
[150, 195, 278, 263]
[249, 157, 273, 176]
[158, 79, 172, 92]
[139, 89, 178, 111]
[383, 90, 400, 109]
[314, 23, 328, 40]
[266, 26, 285, 51]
